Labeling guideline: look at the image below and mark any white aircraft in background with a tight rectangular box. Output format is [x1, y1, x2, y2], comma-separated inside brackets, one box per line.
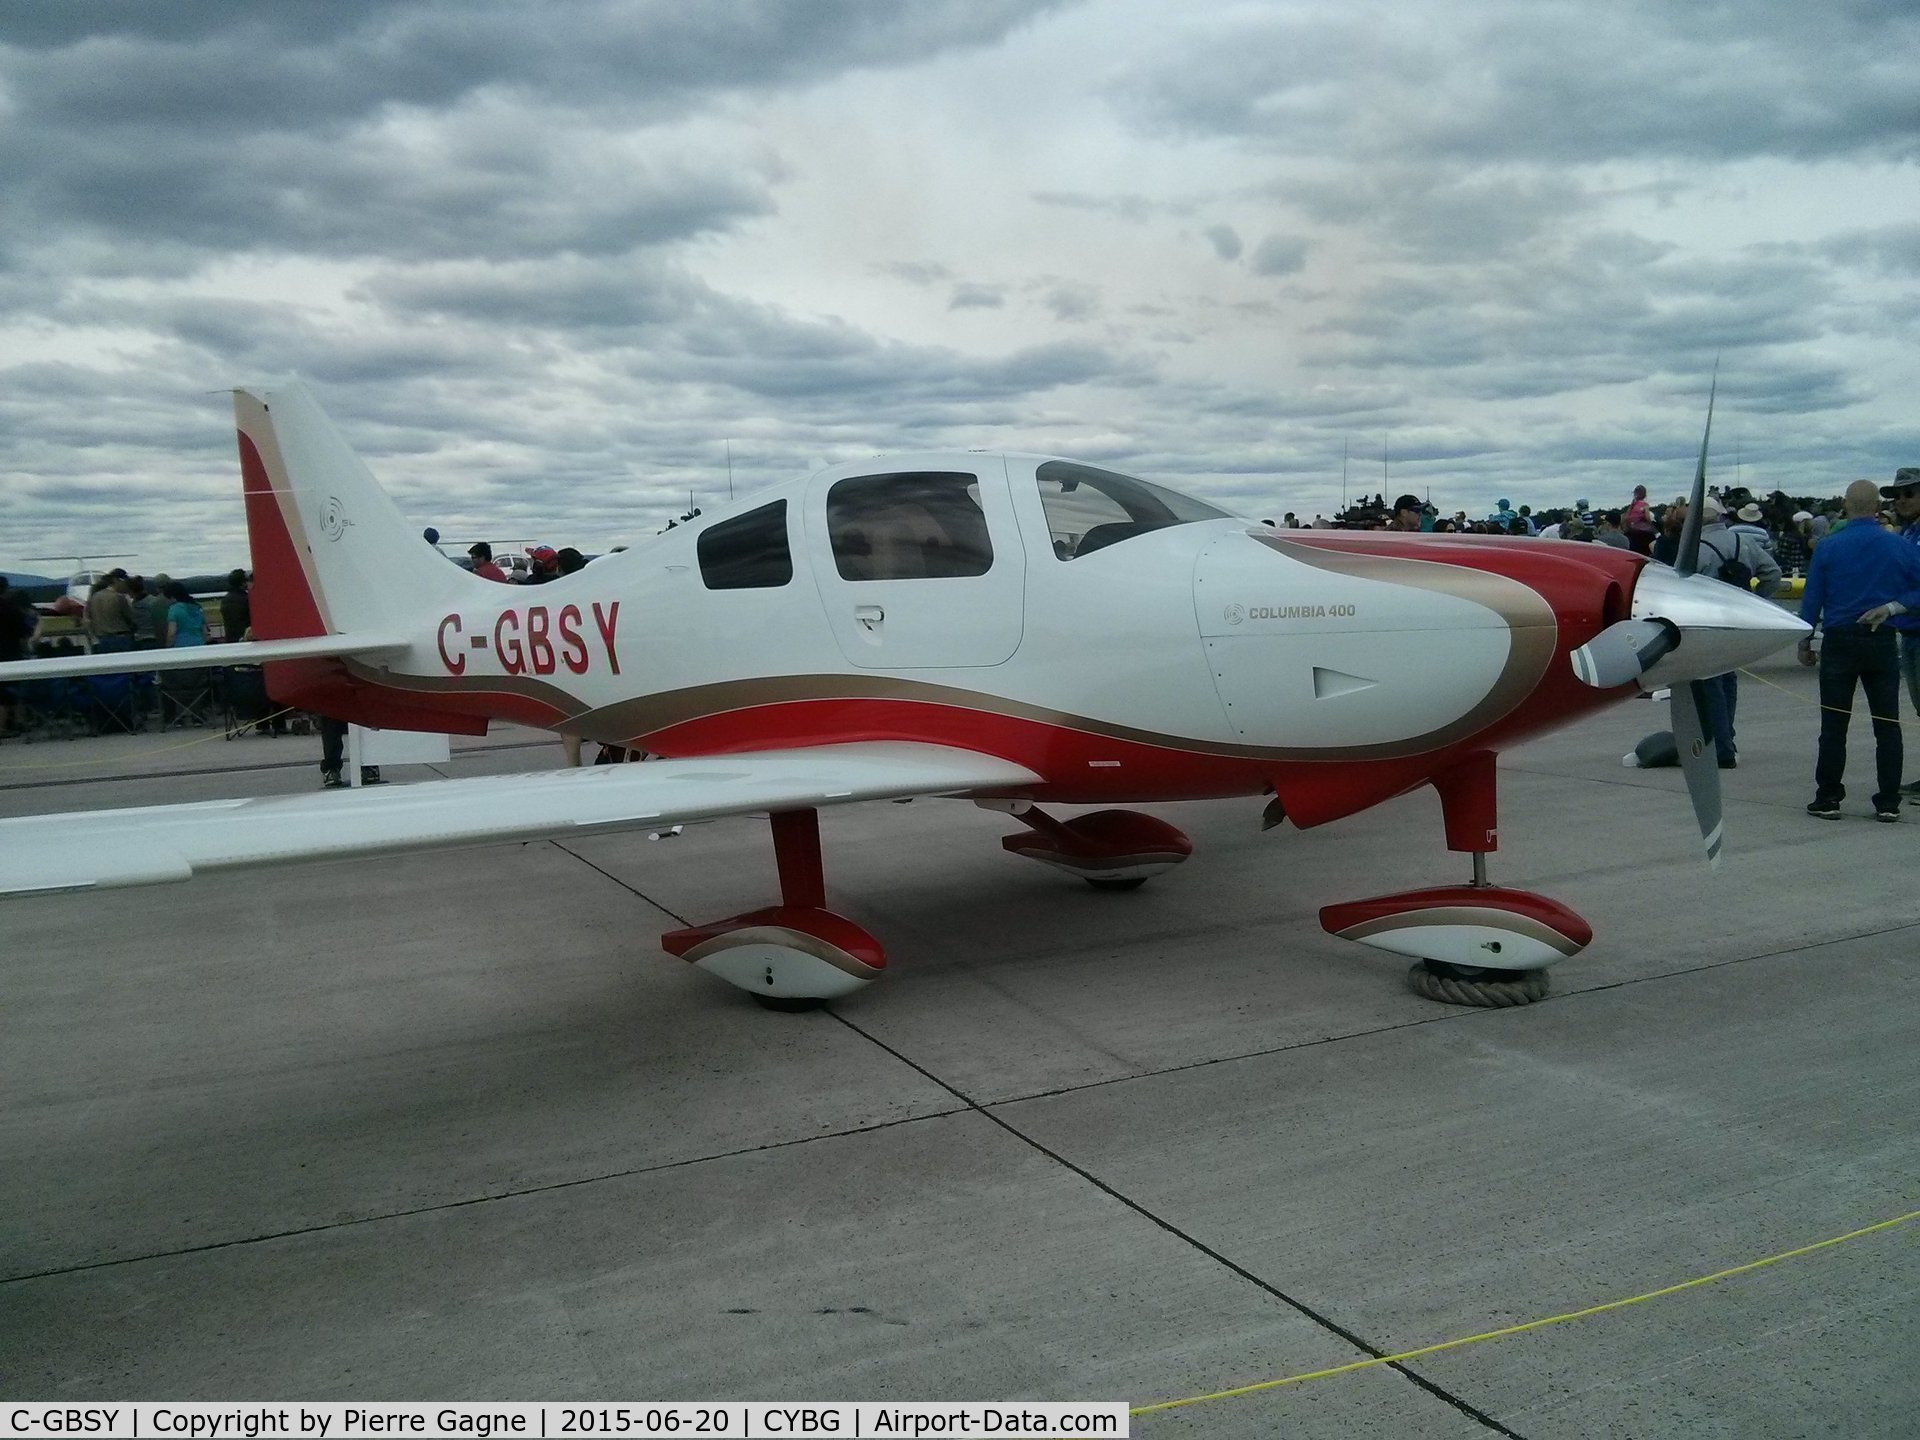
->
[0, 381, 1803, 1009]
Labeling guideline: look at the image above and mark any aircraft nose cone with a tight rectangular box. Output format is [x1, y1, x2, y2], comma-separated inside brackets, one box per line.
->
[1630, 564, 1809, 688]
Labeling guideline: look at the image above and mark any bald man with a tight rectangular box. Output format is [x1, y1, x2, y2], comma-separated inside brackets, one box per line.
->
[1798, 479, 1920, 821]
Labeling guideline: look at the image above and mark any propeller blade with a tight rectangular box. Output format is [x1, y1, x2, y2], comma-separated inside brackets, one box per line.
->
[1671, 679, 1724, 868]
[1674, 364, 1718, 579]
[1570, 618, 1680, 689]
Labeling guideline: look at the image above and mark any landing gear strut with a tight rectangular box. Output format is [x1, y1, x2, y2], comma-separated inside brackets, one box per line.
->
[1316, 752, 1591, 1007]
[659, 809, 886, 1008]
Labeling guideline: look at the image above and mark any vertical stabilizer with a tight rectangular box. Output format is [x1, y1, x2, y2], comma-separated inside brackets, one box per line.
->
[235, 381, 468, 641]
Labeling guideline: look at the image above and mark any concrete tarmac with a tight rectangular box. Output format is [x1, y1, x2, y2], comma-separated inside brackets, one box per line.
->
[1, 652, 1914, 1436]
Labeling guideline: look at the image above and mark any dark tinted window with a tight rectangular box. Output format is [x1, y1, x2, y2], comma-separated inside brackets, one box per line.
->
[827, 472, 992, 581]
[698, 500, 792, 590]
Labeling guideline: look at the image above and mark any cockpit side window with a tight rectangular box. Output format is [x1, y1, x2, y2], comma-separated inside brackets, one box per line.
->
[1034, 460, 1232, 559]
[828, 472, 992, 581]
[698, 500, 792, 590]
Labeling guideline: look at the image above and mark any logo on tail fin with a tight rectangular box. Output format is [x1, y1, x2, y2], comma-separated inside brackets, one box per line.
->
[321, 496, 353, 542]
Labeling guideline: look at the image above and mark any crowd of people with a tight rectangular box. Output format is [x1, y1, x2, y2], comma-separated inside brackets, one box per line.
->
[1276, 480, 1903, 580]
[1278, 472, 1920, 821]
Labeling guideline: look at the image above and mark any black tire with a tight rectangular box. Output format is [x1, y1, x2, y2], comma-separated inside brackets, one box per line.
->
[1085, 876, 1148, 892]
[752, 993, 827, 1012]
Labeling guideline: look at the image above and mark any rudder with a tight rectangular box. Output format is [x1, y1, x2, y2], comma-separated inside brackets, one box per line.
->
[235, 381, 468, 642]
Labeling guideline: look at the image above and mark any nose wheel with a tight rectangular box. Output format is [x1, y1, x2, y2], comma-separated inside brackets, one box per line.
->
[1320, 853, 1590, 1009]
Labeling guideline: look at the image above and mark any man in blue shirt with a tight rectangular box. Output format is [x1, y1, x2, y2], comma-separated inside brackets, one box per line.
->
[1885, 468, 1920, 797]
[1798, 479, 1920, 820]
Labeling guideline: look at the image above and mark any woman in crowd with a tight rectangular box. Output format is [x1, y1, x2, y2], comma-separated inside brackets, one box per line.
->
[165, 582, 206, 647]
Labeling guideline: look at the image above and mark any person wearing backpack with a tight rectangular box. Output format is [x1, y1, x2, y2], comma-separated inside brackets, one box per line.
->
[1696, 497, 1785, 767]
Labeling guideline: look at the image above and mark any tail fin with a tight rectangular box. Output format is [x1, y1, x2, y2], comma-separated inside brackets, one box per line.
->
[236, 381, 467, 641]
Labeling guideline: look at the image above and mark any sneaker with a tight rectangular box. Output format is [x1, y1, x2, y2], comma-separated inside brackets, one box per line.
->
[1806, 798, 1842, 820]
[1875, 807, 1901, 824]
[321, 770, 345, 789]
[1902, 779, 1920, 798]
[360, 767, 386, 785]
[1718, 756, 1737, 770]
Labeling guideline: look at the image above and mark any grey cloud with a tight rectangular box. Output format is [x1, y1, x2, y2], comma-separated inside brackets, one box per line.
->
[0, 1, 1064, 269]
[5, 107, 780, 264]
[949, 283, 1007, 310]
[1031, 190, 1193, 222]
[2, 2, 1069, 130]
[1822, 224, 1920, 276]
[1248, 235, 1307, 277]
[1042, 283, 1100, 321]
[1303, 238, 1842, 410]
[1119, 3, 1920, 166]
[873, 261, 954, 287]
[1203, 224, 1242, 261]
[362, 255, 700, 332]
[1289, 168, 1597, 264]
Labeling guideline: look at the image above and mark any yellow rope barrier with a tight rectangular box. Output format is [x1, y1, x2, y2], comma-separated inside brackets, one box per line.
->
[1737, 664, 1906, 727]
[0, 706, 303, 773]
[1133, 1208, 1917, 1417]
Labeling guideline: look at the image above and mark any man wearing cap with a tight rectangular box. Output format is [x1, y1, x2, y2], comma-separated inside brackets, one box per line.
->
[1885, 468, 1920, 798]
[467, 541, 508, 583]
[1798, 478, 1920, 821]
[524, 544, 560, 583]
[1386, 495, 1423, 532]
[83, 569, 137, 654]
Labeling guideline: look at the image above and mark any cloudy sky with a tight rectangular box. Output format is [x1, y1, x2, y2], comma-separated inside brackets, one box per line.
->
[2, 0, 1916, 575]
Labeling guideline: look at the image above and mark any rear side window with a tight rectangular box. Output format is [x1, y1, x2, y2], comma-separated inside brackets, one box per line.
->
[698, 500, 791, 590]
[827, 472, 992, 581]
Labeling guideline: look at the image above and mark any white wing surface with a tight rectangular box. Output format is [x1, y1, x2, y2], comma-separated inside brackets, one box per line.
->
[0, 634, 412, 682]
[0, 742, 1040, 897]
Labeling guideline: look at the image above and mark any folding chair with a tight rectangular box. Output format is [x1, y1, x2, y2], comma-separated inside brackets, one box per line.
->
[159, 667, 217, 729]
[13, 677, 84, 741]
[219, 665, 294, 738]
[82, 673, 145, 736]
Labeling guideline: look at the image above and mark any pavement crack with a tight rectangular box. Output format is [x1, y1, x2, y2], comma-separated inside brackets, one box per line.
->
[0, 1105, 968, 1289]
[827, 1010, 1527, 1437]
[548, 839, 693, 927]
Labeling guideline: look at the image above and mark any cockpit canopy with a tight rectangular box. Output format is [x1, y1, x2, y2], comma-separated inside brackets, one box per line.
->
[1033, 460, 1233, 560]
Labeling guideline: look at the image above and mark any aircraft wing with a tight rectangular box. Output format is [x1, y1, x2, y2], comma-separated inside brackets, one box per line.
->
[0, 633, 412, 682]
[0, 742, 1041, 898]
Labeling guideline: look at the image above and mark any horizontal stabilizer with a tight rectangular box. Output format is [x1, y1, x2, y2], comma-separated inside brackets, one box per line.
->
[0, 742, 1041, 898]
[0, 634, 411, 684]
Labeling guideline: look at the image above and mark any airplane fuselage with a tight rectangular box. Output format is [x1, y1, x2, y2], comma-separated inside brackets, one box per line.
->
[261, 448, 1654, 828]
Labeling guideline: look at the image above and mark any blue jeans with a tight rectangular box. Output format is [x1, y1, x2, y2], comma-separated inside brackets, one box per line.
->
[1700, 672, 1738, 764]
[1816, 627, 1902, 810]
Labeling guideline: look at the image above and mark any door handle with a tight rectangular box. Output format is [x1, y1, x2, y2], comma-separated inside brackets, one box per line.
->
[854, 604, 884, 633]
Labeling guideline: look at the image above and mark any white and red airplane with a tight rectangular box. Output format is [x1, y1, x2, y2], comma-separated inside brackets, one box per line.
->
[0, 382, 1805, 1008]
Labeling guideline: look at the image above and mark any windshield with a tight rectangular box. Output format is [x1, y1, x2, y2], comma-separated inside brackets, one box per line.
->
[1034, 460, 1233, 560]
